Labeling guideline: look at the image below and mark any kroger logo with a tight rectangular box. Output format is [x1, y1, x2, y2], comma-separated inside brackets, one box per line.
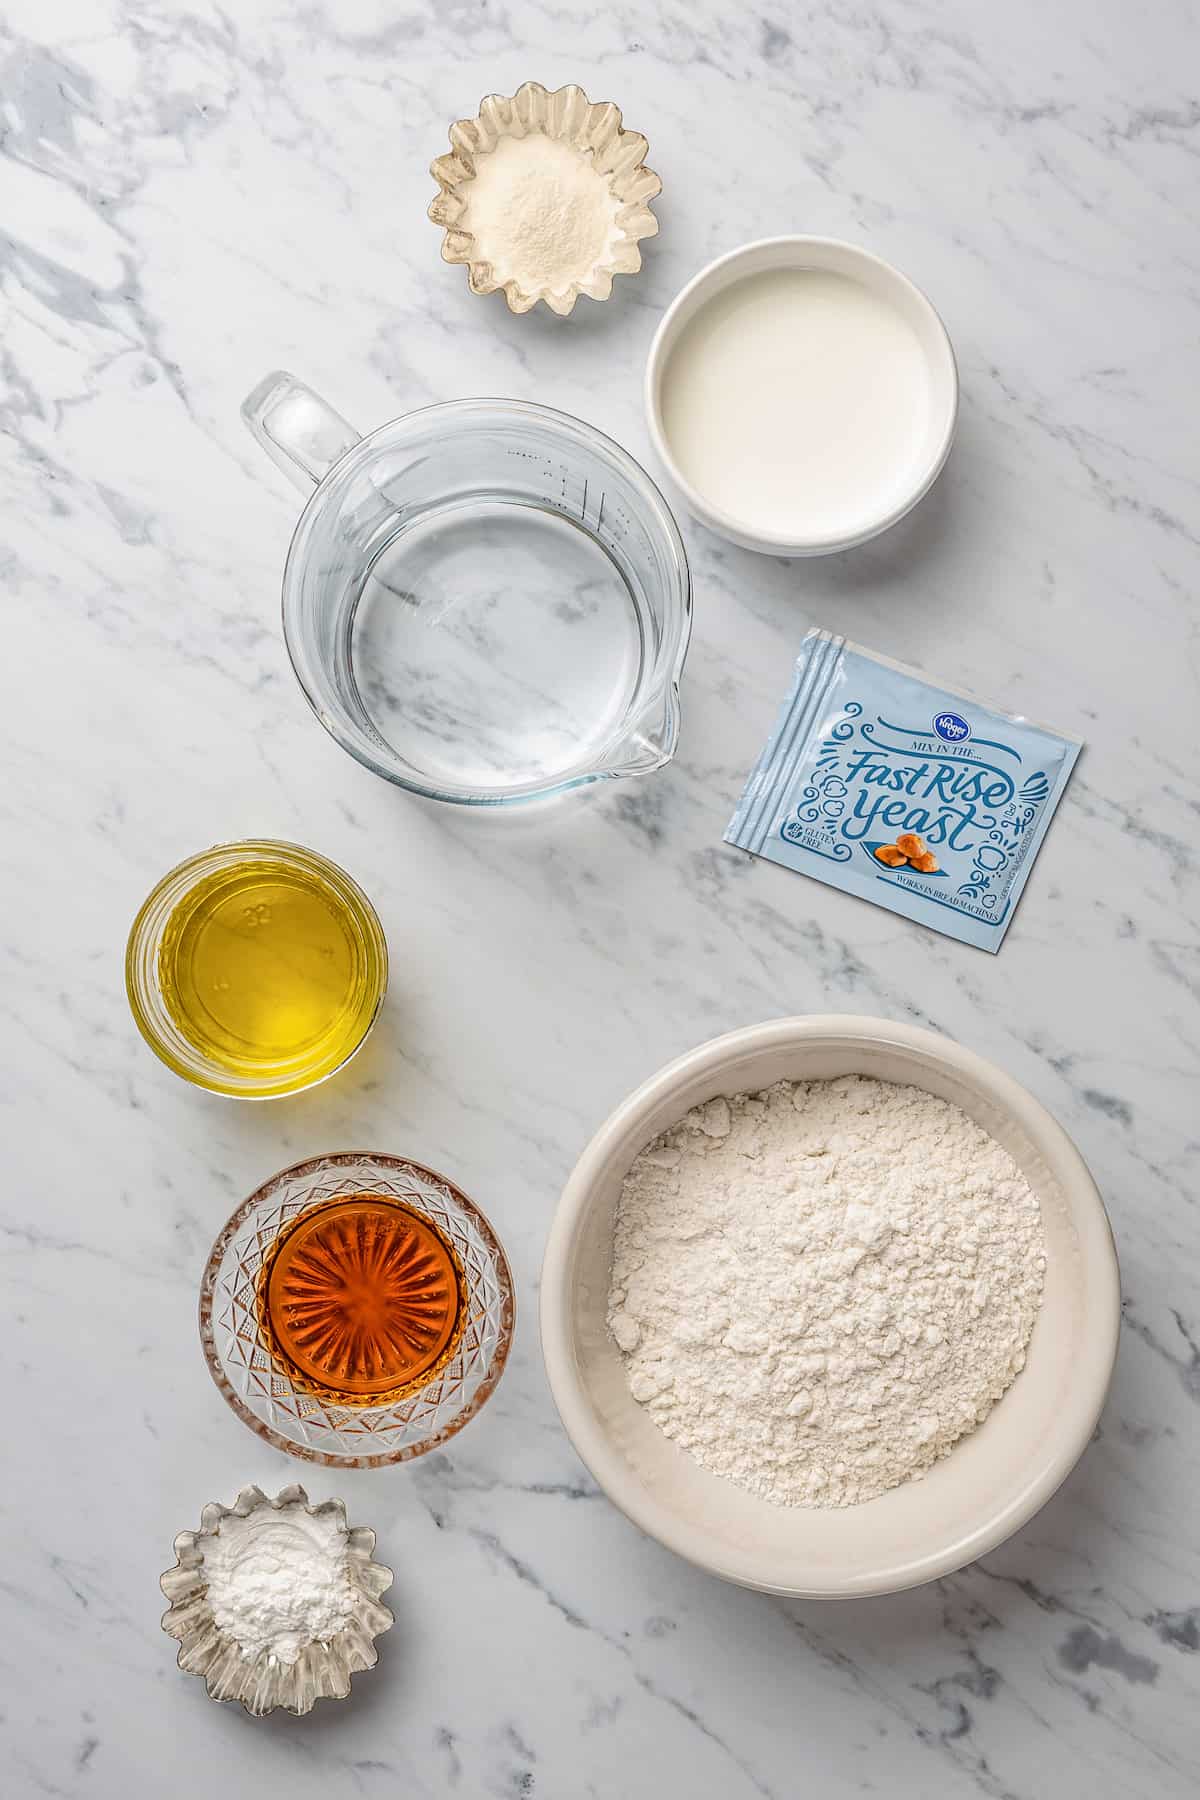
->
[933, 711, 971, 743]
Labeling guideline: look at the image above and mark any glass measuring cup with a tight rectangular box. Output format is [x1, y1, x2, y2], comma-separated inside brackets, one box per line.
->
[242, 372, 692, 805]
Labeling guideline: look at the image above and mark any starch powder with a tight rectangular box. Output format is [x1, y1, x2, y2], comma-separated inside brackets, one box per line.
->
[608, 1076, 1046, 1508]
[202, 1506, 355, 1663]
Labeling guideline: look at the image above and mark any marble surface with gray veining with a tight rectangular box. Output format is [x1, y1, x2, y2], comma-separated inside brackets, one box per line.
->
[3, 2, 1198, 1795]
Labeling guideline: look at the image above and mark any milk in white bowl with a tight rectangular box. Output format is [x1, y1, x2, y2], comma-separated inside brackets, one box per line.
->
[646, 238, 958, 556]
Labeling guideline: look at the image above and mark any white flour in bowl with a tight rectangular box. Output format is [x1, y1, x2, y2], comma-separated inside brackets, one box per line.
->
[607, 1076, 1046, 1508]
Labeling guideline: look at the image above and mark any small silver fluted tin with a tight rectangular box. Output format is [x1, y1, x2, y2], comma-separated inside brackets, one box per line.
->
[160, 1483, 394, 1716]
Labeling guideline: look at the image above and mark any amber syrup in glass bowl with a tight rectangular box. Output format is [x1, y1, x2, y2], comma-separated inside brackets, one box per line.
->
[258, 1193, 467, 1406]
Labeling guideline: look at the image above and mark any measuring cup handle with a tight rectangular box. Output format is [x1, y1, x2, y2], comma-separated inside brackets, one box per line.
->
[241, 370, 361, 492]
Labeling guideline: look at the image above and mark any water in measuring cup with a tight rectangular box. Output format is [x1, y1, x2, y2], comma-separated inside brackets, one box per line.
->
[349, 500, 644, 795]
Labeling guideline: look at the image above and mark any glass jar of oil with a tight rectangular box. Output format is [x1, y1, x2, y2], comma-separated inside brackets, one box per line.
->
[126, 841, 387, 1097]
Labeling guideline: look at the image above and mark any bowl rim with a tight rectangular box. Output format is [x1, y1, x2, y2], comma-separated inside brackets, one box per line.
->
[540, 1015, 1121, 1597]
[200, 1150, 516, 1469]
[644, 235, 959, 557]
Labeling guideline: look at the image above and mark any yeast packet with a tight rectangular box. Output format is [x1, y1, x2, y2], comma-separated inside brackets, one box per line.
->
[726, 631, 1081, 952]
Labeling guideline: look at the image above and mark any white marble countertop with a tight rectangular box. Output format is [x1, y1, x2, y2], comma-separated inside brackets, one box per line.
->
[5, 2, 1198, 1795]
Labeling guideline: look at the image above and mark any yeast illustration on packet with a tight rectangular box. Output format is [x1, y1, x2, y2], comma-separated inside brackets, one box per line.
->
[726, 631, 1081, 952]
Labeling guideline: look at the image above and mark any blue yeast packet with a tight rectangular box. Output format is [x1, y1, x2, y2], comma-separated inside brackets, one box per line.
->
[726, 631, 1082, 952]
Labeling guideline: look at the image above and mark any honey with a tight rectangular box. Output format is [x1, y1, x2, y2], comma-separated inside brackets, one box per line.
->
[259, 1194, 466, 1405]
[153, 847, 386, 1093]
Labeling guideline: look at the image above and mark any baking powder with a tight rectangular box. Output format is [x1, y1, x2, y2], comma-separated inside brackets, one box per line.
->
[608, 1077, 1045, 1508]
[202, 1506, 354, 1663]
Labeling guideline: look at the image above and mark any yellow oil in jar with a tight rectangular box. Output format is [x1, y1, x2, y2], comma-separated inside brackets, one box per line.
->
[156, 850, 386, 1092]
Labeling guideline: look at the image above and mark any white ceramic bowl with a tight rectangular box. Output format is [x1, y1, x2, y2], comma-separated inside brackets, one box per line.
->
[645, 237, 958, 555]
[541, 1017, 1120, 1597]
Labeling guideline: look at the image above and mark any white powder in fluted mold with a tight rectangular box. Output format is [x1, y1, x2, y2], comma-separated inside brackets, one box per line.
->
[608, 1076, 1046, 1508]
[202, 1507, 354, 1663]
[461, 134, 621, 297]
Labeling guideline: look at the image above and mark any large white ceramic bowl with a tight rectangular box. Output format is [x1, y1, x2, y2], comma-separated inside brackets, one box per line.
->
[541, 1016, 1120, 1597]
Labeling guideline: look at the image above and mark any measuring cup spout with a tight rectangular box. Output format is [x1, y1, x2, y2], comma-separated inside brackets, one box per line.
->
[242, 371, 362, 493]
[605, 688, 682, 778]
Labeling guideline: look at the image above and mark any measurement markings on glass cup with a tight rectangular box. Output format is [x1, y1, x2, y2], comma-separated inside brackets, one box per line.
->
[576, 479, 611, 534]
[580, 477, 608, 529]
[507, 447, 619, 540]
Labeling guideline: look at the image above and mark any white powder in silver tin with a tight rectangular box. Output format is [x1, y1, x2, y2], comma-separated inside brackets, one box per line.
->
[202, 1507, 354, 1664]
[608, 1076, 1046, 1508]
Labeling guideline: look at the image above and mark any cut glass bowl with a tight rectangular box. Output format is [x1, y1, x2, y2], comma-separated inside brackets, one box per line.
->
[200, 1152, 515, 1468]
